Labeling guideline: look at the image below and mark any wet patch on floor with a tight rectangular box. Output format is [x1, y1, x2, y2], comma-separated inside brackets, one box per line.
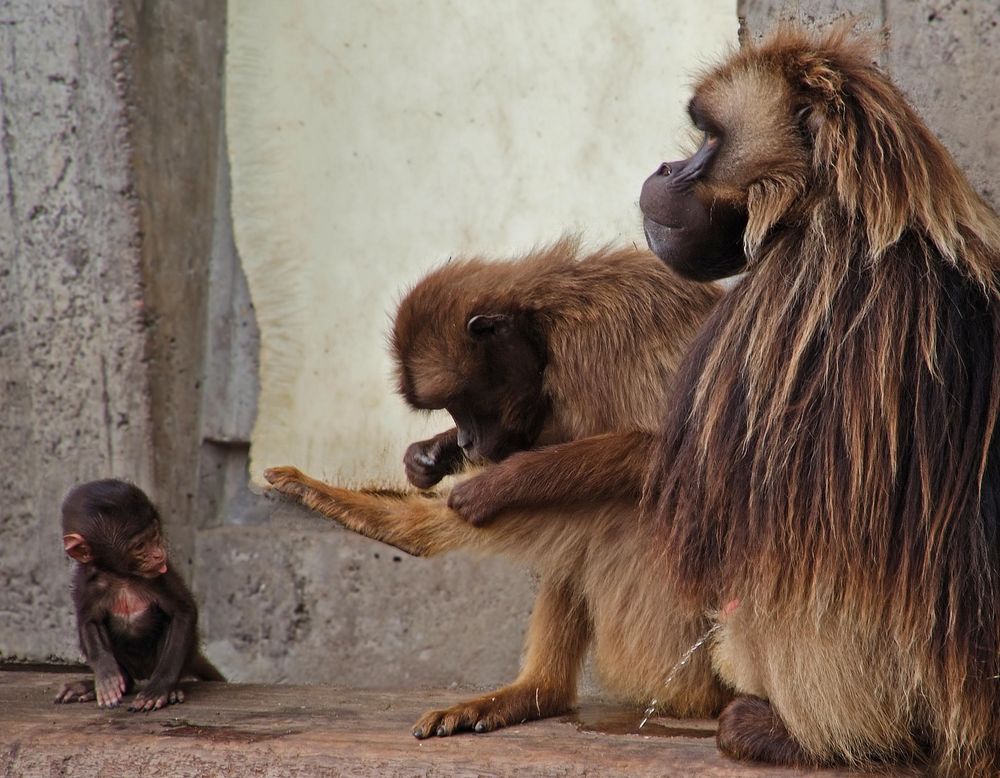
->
[563, 705, 716, 739]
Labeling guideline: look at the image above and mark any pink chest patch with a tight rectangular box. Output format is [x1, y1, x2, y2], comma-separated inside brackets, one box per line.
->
[110, 587, 154, 621]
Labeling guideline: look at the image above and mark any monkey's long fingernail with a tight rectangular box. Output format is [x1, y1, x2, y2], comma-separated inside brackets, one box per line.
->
[436, 726, 447, 737]
[475, 721, 488, 732]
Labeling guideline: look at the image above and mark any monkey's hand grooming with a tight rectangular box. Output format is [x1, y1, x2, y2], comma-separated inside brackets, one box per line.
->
[448, 431, 653, 525]
[404, 428, 465, 489]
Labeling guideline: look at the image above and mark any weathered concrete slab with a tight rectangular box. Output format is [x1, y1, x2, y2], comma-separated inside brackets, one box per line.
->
[0, 670, 901, 777]
[194, 506, 537, 687]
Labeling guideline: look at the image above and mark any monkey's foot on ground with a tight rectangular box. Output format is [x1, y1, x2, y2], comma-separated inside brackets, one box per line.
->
[53, 679, 96, 704]
[263, 466, 310, 501]
[128, 685, 185, 712]
[716, 695, 816, 767]
[411, 684, 570, 738]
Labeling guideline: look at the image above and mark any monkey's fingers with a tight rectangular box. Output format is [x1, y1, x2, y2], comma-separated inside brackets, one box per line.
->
[413, 704, 482, 739]
[404, 440, 453, 488]
[54, 680, 96, 704]
[128, 685, 183, 712]
[412, 685, 567, 738]
[447, 477, 502, 526]
[263, 466, 309, 501]
[96, 672, 125, 708]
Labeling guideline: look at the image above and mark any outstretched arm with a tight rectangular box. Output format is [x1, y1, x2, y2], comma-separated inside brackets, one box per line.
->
[448, 430, 654, 526]
[264, 466, 480, 557]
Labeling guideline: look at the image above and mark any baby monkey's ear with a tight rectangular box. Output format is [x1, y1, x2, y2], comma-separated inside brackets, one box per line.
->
[63, 533, 93, 563]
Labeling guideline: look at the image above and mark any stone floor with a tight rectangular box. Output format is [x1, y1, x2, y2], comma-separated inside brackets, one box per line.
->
[0, 668, 908, 777]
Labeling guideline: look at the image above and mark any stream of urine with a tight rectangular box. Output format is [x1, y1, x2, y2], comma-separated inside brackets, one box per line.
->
[638, 622, 721, 730]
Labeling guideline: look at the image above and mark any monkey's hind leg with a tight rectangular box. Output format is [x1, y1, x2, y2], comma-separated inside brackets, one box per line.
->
[717, 696, 817, 767]
[412, 576, 590, 738]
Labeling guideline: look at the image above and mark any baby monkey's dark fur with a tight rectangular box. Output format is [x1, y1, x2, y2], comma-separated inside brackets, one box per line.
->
[55, 479, 224, 711]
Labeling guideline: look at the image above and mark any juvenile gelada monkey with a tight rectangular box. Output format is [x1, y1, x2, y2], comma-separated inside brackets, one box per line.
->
[55, 479, 224, 711]
[395, 238, 718, 494]
[266, 240, 728, 736]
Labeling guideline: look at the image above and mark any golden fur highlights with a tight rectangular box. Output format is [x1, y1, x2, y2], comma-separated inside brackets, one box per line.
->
[648, 24, 1000, 774]
[264, 464, 729, 723]
[392, 238, 721, 442]
[267, 242, 727, 735]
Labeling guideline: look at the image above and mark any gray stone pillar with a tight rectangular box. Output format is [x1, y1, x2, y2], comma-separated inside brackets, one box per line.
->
[0, 1, 154, 659]
[0, 0, 227, 662]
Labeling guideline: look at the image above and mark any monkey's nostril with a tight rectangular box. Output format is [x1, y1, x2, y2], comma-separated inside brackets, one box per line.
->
[657, 162, 672, 176]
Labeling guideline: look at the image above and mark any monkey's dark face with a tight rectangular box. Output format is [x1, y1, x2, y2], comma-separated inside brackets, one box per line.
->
[73, 525, 168, 579]
[126, 526, 169, 578]
[401, 312, 549, 463]
[61, 478, 169, 578]
[639, 98, 749, 281]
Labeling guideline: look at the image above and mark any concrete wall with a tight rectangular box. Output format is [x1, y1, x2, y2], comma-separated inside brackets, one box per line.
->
[0, 1, 154, 660]
[226, 1, 739, 488]
[738, 1, 1000, 209]
[2, 0, 998, 690]
[0, 0, 229, 661]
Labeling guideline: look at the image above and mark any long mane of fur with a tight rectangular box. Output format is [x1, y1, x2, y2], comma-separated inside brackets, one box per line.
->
[648, 25, 1000, 772]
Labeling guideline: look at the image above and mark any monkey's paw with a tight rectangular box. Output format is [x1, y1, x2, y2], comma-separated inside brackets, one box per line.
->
[128, 684, 185, 712]
[411, 685, 567, 738]
[94, 668, 127, 708]
[447, 475, 506, 526]
[263, 466, 309, 501]
[404, 437, 460, 489]
[54, 679, 96, 704]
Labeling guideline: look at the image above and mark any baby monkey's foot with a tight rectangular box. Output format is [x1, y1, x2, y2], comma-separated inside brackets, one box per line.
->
[128, 684, 185, 712]
[54, 679, 96, 704]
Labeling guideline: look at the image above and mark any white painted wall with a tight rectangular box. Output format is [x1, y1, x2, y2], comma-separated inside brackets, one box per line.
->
[227, 1, 737, 485]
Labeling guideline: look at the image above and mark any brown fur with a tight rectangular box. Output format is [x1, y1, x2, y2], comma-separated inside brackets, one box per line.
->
[264, 465, 730, 731]
[644, 24, 1000, 774]
[266, 242, 727, 734]
[427, 22, 1000, 774]
[393, 238, 720, 443]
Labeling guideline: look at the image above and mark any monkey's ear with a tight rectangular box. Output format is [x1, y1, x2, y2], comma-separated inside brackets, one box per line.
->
[63, 533, 93, 563]
[467, 314, 512, 340]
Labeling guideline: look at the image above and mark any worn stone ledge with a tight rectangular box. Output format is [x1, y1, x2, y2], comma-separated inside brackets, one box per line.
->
[0, 670, 895, 777]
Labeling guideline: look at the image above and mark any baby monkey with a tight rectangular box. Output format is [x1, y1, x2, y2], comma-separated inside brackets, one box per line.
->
[54, 479, 224, 711]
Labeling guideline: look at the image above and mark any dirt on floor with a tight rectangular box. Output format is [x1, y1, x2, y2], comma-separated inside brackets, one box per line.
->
[0, 669, 906, 777]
